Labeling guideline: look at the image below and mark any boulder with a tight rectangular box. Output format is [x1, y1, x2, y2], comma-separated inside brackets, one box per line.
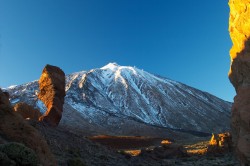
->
[38, 64, 66, 126]
[229, 0, 250, 165]
[0, 88, 57, 165]
[14, 102, 42, 121]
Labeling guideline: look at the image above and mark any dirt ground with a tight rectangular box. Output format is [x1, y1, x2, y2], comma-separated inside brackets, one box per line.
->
[88, 135, 168, 150]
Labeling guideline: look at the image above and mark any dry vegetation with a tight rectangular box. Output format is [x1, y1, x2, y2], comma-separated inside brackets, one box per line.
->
[184, 141, 209, 155]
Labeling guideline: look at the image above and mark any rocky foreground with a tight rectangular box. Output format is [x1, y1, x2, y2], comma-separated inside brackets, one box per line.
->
[0, 88, 240, 165]
[26, 122, 243, 166]
[10, 119, 235, 166]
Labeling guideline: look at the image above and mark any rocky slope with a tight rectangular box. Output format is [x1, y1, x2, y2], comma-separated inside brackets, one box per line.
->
[0, 88, 56, 165]
[34, 122, 240, 166]
[5, 63, 231, 136]
[229, 0, 250, 165]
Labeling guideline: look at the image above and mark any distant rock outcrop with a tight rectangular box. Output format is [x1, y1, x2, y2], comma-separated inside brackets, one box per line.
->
[207, 132, 232, 154]
[14, 102, 42, 121]
[0, 88, 56, 165]
[38, 64, 66, 126]
[229, 0, 250, 165]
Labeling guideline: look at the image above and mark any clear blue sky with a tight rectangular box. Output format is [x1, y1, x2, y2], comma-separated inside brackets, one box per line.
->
[0, 0, 235, 101]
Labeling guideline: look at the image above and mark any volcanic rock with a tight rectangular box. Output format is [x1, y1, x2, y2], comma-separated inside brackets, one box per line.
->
[207, 132, 232, 154]
[229, 0, 250, 165]
[0, 88, 56, 165]
[38, 64, 66, 126]
[14, 102, 42, 121]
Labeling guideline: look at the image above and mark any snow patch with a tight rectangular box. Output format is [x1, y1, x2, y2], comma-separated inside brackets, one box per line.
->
[36, 100, 46, 113]
[114, 69, 128, 88]
[101, 62, 119, 71]
[8, 85, 17, 89]
[70, 102, 86, 114]
[11, 98, 20, 104]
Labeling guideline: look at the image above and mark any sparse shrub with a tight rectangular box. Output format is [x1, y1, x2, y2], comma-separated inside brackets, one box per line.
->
[0, 151, 16, 166]
[98, 154, 109, 161]
[67, 148, 81, 157]
[67, 157, 86, 166]
[0, 142, 39, 166]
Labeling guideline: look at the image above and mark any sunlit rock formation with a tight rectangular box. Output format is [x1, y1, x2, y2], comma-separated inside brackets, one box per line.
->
[229, 0, 250, 165]
[0, 88, 56, 165]
[207, 132, 232, 154]
[14, 102, 42, 121]
[38, 64, 66, 126]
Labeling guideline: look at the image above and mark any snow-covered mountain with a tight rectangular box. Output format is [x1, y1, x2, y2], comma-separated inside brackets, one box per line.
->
[5, 63, 231, 136]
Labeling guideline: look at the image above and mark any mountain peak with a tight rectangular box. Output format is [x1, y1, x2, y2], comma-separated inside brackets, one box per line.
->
[101, 62, 120, 71]
[5, 63, 231, 135]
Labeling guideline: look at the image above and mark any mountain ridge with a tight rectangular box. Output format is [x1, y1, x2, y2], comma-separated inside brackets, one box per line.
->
[5, 63, 231, 137]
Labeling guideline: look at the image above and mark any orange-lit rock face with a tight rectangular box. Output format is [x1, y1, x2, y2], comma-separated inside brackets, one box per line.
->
[207, 133, 232, 155]
[38, 64, 65, 126]
[229, 0, 250, 79]
[229, 0, 250, 165]
[209, 133, 232, 148]
[229, 0, 250, 61]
